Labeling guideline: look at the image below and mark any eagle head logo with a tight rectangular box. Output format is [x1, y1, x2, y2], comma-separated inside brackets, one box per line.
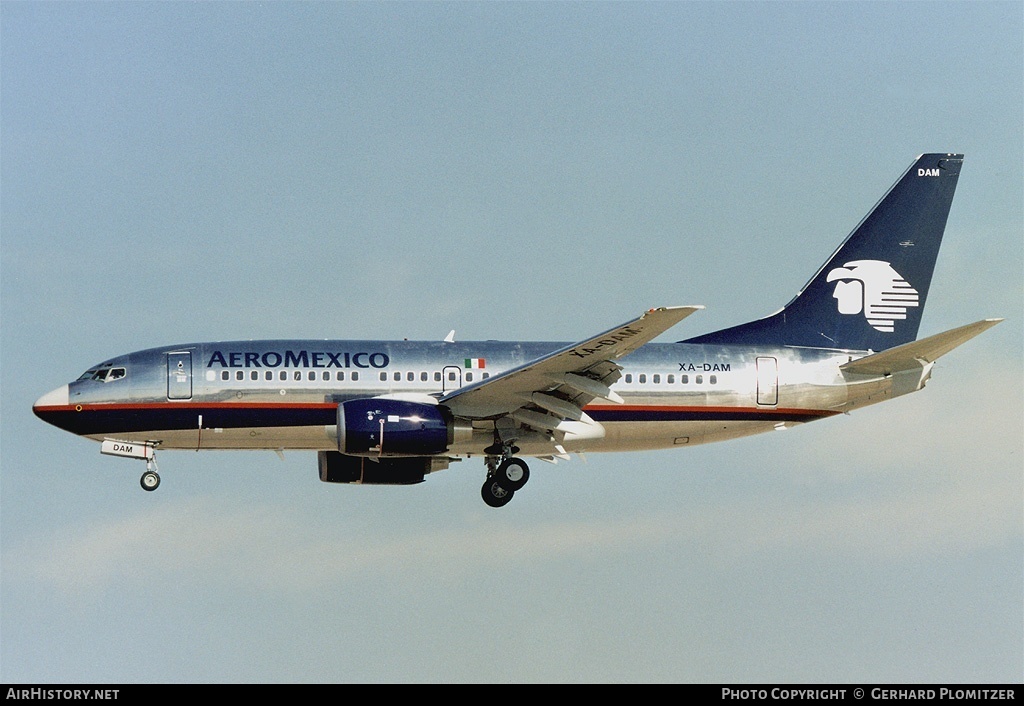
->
[825, 260, 919, 333]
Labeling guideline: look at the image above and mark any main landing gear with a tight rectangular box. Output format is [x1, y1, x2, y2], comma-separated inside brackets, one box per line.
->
[481, 452, 531, 508]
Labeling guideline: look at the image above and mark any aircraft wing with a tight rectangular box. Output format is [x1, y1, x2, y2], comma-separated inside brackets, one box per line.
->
[441, 306, 702, 423]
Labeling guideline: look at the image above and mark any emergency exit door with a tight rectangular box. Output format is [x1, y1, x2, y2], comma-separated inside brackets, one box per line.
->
[442, 365, 463, 394]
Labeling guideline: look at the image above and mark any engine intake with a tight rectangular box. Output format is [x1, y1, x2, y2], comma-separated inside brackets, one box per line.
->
[338, 398, 453, 456]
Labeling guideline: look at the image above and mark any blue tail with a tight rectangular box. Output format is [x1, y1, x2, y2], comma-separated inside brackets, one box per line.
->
[684, 153, 964, 351]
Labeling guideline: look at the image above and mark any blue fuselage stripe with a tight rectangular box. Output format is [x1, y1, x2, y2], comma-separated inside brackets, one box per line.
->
[34, 403, 836, 436]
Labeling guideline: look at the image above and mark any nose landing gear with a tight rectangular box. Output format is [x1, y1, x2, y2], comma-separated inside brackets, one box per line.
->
[99, 439, 162, 492]
[140, 458, 160, 491]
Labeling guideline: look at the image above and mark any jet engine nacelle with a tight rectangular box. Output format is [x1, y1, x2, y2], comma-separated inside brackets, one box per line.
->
[337, 398, 453, 456]
[318, 451, 441, 485]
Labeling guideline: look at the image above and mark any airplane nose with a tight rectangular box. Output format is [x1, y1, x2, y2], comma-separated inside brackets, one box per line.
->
[33, 384, 70, 414]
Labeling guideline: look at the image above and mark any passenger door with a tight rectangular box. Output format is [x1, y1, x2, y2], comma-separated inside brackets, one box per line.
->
[167, 352, 193, 400]
[756, 356, 778, 406]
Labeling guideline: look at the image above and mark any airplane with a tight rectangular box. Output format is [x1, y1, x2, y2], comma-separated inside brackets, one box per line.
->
[33, 153, 1002, 507]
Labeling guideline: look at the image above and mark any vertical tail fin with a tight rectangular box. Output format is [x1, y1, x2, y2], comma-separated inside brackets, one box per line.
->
[684, 153, 964, 351]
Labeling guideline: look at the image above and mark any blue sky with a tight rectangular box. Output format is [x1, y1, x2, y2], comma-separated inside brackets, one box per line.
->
[2, 1, 1021, 683]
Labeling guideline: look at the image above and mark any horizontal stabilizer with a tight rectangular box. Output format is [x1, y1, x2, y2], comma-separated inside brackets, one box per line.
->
[841, 319, 1002, 376]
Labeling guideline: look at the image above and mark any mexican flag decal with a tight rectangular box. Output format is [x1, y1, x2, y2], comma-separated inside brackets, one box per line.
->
[464, 358, 486, 369]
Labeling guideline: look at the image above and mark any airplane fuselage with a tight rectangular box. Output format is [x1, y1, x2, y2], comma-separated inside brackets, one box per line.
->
[35, 338, 904, 458]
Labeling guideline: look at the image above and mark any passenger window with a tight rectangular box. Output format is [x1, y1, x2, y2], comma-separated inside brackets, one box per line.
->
[308, 371, 315, 381]
[393, 372, 401, 382]
[466, 372, 474, 382]
[293, 371, 301, 381]
[668, 374, 675, 384]
[407, 372, 414, 382]
[681, 375, 689, 384]
[322, 371, 330, 381]
[380, 372, 387, 382]
[265, 371, 272, 381]
[351, 372, 359, 381]
[420, 372, 428, 382]
[653, 374, 660, 384]
[710, 375, 717, 385]
[280, 371, 287, 381]
[482, 373, 489, 379]
[639, 374, 647, 384]
[448, 372, 456, 381]
[236, 371, 244, 381]
[625, 374, 633, 383]
[696, 375, 703, 384]
[250, 371, 258, 381]
[221, 371, 229, 381]
[434, 372, 441, 382]
[337, 371, 345, 381]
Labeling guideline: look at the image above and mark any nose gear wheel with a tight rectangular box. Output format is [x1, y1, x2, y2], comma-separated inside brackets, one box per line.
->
[140, 457, 160, 492]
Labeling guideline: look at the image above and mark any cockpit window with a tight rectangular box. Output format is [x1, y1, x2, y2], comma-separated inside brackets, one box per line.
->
[77, 366, 127, 382]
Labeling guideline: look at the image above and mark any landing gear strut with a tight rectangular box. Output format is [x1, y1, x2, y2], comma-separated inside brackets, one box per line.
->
[100, 439, 162, 492]
[480, 447, 530, 508]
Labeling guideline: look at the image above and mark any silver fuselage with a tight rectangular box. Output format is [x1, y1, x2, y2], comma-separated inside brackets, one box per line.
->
[37, 339, 912, 458]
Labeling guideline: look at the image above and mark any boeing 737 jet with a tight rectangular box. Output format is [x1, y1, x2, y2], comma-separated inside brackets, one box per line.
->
[34, 153, 1001, 506]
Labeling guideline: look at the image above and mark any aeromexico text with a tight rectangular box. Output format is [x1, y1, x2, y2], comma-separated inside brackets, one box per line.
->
[207, 350, 390, 370]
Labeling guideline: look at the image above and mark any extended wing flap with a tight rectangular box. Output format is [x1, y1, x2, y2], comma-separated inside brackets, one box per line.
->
[442, 306, 702, 419]
[841, 319, 1002, 376]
